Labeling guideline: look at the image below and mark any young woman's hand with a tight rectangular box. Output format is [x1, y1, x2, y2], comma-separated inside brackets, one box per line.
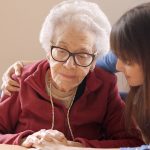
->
[1, 61, 23, 96]
[1, 60, 36, 97]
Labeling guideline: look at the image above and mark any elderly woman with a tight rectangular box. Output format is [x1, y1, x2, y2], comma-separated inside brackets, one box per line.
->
[0, 0, 143, 149]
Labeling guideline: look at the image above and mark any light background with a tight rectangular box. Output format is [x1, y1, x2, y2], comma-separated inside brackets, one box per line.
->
[0, 0, 149, 89]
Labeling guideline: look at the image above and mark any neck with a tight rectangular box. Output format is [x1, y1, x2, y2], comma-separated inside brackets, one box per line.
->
[45, 70, 77, 108]
[46, 70, 77, 97]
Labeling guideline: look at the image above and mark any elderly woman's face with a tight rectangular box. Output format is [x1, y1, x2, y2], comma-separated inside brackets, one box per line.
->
[48, 25, 96, 92]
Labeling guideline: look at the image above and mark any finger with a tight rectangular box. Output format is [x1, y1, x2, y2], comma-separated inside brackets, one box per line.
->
[14, 61, 23, 76]
[50, 130, 65, 140]
[4, 79, 20, 89]
[42, 134, 53, 143]
[44, 130, 66, 143]
[1, 77, 20, 89]
[22, 139, 33, 148]
[54, 131, 66, 141]
[22, 140, 33, 148]
[17, 61, 24, 67]
[34, 129, 46, 139]
[22, 135, 39, 148]
[27, 130, 47, 145]
[2, 68, 15, 81]
[1, 79, 20, 93]
[34, 130, 54, 144]
[1, 90, 11, 97]
[2, 84, 20, 93]
[7, 78, 20, 87]
[6, 85, 20, 92]
[34, 138, 54, 147]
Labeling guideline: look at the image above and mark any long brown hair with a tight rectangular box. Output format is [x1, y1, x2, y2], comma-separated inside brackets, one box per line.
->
[110, 3, 150, 143]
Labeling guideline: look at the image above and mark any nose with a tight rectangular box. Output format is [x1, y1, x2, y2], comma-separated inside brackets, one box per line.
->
[63, 56, 76, 69]
[116, 58, 124, 72]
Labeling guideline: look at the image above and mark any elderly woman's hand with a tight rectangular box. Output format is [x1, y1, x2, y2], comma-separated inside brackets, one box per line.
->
[28, 144, 84, 150]
[1, 60, 36, 97]
[21, 129, 68, 148]
[22, 129, 83, 149]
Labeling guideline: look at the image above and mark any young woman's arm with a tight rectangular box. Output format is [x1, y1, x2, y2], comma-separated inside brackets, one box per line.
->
[1, 52, 117, 96]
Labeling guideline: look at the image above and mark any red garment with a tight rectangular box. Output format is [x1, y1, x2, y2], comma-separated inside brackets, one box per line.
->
[0, 60, 143, 147]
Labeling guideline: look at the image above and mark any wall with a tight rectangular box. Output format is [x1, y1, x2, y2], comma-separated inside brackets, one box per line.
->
[0, 0, 149, 87]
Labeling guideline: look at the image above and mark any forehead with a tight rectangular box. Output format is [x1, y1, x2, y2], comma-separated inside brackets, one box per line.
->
[53, 25, 96, 52]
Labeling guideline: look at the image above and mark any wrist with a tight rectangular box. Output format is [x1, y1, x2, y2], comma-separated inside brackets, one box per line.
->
[67, 140, 83, 147]
[20, 137, 27, 145]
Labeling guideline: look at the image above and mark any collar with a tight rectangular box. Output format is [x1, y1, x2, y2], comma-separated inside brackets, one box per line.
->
[86, 69, 103, 92]
[24, 60, 103, 100]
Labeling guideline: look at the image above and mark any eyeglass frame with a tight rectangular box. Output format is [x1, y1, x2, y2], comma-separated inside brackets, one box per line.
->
[50, 45, 97, 67]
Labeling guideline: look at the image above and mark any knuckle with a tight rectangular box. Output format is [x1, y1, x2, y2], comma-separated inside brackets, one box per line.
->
[5, 85, 10, 91]
[7, 79, 11, 85]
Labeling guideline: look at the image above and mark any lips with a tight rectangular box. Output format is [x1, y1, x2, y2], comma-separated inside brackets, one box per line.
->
[59, 73, 76, 79]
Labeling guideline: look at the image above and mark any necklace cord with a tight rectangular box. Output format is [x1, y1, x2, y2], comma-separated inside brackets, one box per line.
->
[49, 83, 55, 129]
[66, 89, 77, 141]
[48, 79, 77, 140]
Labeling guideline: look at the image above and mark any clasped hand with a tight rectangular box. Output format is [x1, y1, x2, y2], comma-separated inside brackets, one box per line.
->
[21, 129, 67, 149]
[21, 129, 82, 150]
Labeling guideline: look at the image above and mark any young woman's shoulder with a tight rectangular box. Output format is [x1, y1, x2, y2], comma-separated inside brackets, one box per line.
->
[120, 145, 150, 150]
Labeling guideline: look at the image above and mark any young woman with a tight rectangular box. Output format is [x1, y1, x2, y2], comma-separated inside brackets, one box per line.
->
[110, 2, 150, 145]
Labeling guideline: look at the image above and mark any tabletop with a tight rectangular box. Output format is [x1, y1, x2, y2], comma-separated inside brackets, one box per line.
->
[0, 144, 119, 150]
[0, 144, 27, 150]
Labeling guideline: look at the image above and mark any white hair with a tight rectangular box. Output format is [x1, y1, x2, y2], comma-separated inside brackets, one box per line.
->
[39, 0, 111, 58]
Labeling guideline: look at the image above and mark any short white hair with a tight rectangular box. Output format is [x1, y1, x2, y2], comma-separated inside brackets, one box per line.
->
[40, 0, 111, 58]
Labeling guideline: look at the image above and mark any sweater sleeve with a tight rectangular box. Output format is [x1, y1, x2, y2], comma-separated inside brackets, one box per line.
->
[75, 77, 143, 148]
[96, 51, 117, 73]
[0, 93, 33, 144]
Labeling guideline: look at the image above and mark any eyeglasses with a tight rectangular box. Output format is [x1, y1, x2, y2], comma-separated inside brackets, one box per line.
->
[51, 46, 97, 67]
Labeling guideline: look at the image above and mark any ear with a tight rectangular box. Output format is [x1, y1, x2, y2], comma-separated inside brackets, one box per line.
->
[46, 52, 51, 61]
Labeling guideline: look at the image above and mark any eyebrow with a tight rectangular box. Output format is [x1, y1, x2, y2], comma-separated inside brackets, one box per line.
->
[77, 48, 90, 53]
[58, 41, 92, 53]
[58, 41, 68, 46]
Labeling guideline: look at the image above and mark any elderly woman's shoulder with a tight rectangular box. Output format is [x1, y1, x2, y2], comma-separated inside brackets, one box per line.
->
[94, 66, 116, 82]
[20, 59, 48, 78]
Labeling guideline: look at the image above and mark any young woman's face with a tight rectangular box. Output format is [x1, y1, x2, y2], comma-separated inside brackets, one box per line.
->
[116, 58, 144, 86]
[48, 25, 96, 92]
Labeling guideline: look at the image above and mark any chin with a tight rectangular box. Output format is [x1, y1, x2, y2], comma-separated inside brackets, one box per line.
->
[129, 82, 143, 87]
[58, 84, 76, 92]
[55, 79, 79, 92]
